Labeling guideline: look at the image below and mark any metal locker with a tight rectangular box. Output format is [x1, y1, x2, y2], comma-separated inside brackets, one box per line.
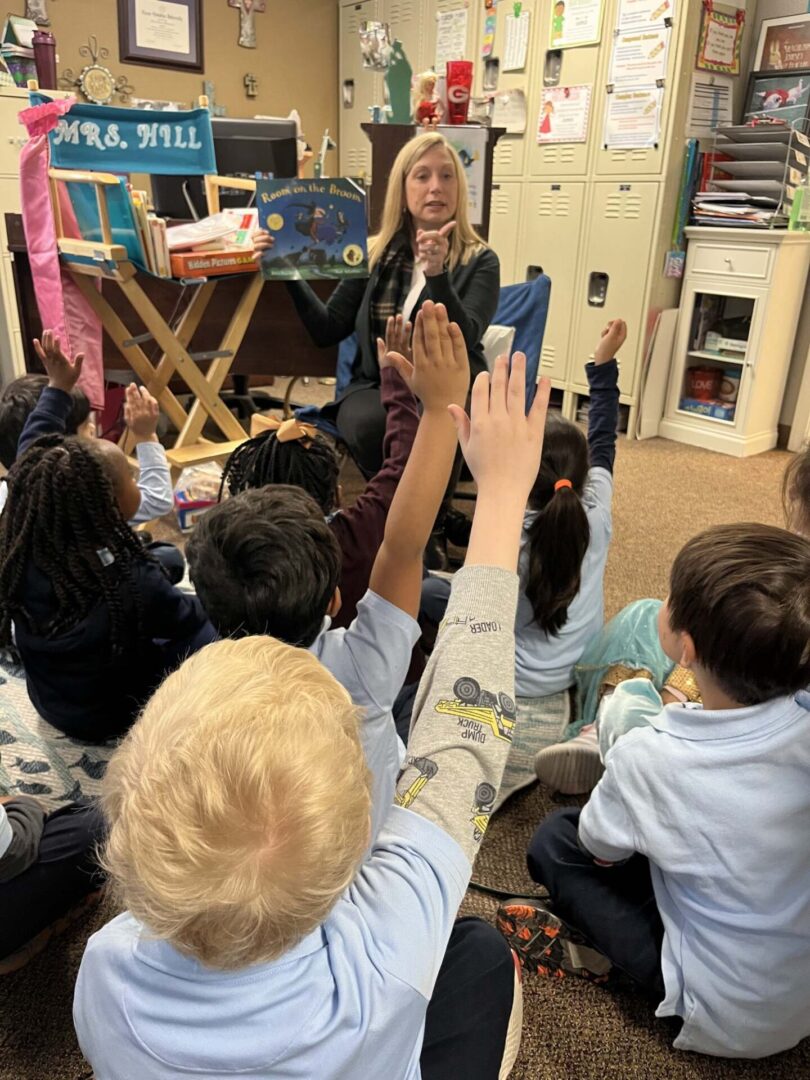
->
[381, 0, 424, 74]
[517, 182, 586, 385]
[570, 181, 660, 396]
[488, 183, 523, 286]
[339, 0, 380, 179]
[489, 0, 541, 179]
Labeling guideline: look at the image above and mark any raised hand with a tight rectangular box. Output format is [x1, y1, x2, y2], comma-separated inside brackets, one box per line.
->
[124, 384, 160, 444]
[384, 301, 468, 412]
[33, 330, 84, 394]
[449, 354, 551, 502]
[252, 229, 275, 259]
[377, 314, 413, 371]
[593, 318, 627, 365]
[415, 220, 456, 277]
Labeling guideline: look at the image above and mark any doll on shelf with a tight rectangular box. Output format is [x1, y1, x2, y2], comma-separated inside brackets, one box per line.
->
[412, 71, 443, 127]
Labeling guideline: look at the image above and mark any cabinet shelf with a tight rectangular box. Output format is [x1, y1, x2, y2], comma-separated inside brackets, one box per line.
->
[687, 350, 746, 365]
[675, 407, 735, 426]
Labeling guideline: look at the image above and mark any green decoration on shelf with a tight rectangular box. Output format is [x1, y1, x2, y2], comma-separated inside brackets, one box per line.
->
[384, 40, 413, 125]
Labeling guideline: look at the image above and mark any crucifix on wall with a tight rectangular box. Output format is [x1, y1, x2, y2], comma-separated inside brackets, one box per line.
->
[228, 0, 266, 49]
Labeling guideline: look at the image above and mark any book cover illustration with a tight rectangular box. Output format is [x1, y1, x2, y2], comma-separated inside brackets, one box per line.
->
[256, 177, 368, 281]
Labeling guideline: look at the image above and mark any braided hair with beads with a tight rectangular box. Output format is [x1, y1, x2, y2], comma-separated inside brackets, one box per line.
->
[219, 429, 340, 515]
[0, 434, 151, 657]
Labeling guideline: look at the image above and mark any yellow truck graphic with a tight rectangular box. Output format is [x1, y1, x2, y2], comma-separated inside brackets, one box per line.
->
[395, 756, 439, 809]
[435, 678, 516, 742]
[471, 781, 497, 842]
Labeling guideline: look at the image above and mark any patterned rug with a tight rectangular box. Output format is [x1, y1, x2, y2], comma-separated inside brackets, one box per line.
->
[0, 650, 116, 811]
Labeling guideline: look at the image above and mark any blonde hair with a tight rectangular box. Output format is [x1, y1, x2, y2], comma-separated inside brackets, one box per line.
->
[101, 636, 370, 970]
[369, 131, 487, 271]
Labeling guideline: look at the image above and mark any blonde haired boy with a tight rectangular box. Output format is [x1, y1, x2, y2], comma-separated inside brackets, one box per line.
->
[73, 348, 552, 1080]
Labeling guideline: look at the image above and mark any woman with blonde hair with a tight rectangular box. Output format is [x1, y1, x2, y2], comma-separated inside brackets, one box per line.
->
[254, 132, 500, 496]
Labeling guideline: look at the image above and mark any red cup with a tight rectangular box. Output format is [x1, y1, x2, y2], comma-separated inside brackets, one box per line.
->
[445, 60, 473, 124]
[686, 366, 721, 401]
[32, 30, 57, 90]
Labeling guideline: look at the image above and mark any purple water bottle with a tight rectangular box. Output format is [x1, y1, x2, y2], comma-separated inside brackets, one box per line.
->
[32, 30, 57, 90]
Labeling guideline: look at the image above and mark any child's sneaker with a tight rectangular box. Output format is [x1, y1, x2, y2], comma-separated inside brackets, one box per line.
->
[496, 900, 611, 983]
[534, 723, 603, 794]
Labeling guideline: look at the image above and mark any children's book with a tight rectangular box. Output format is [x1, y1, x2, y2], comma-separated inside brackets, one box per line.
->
[256, 177, 368, 281]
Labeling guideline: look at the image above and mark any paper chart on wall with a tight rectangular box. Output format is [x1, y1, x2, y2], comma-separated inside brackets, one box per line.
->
[609, 25, 669, 86]
[537, 85, 592, 143]
[616, 0, 675, 33]
[492, 88, 528, 134]
[435, 8, 468, 75]
[550, 0, 604, 50]
[503, 11, 531, 72]
[437, 126, 488, 225]
[685, 74, 733, 139]
[603, 84, 663, 148]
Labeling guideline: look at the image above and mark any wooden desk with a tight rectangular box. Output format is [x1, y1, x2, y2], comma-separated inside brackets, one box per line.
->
[5, 213, 339, 384]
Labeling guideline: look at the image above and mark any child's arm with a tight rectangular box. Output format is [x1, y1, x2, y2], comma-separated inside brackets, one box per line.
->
[17, 332, 85, 458]
[367, 301, 470, 619]
[585, 319, 625, 475]
[138, 560, 217, 656]
[395, 355, 551, 861]
[0, 797, 45, 883]
[330, 315, 420, 621]
[123, 385, 174, 523]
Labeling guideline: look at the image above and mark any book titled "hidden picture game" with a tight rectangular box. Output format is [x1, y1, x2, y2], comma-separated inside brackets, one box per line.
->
[256, 177, 368, 281]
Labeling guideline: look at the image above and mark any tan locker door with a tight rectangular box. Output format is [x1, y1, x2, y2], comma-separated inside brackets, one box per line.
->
[488, 0, 541, 179]
[339, 0, 380, 179]
[526, 1, 600, 179]
[382, 0, 425, 73]
[518, 182, 585, 384]
[488, 183, 524, 286]
[570, 181, 659, 396]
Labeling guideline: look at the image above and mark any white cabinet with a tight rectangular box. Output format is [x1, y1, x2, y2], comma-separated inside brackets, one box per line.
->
[659, 228, 810, 457]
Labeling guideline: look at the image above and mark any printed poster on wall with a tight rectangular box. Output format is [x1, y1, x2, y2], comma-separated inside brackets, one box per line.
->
[696, 2, 745, 76]
[550, 0, 604, 50]
[609, 25, 669, 86]
[435, 8, 468, 75]
[437, 125, 488, 225]
[616, 0, 675, 33]
[603, 84, 663, 149]
[537, 85, 592, 143]
[754, 15, 810, 72]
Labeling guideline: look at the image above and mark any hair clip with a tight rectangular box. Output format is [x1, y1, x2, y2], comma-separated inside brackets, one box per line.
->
[96, 547, 115, 567]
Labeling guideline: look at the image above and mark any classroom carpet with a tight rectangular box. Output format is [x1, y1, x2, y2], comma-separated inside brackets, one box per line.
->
[0, 427, 808, 1080]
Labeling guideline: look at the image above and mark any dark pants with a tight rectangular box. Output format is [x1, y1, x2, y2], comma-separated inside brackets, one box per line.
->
[146, 541, 185, 586]
[0, 798, 106, 959]
[527, 808, 665, 998]
[421, 917, 516, 1080]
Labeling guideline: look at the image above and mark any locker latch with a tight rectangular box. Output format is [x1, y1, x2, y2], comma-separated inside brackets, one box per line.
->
[588, 272, 609, 307]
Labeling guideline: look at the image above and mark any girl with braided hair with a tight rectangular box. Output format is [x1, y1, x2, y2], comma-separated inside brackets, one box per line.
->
[0, 435, 215, 741]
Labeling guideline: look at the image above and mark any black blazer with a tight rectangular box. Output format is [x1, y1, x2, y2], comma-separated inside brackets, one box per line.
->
[287, 245, 501, 396]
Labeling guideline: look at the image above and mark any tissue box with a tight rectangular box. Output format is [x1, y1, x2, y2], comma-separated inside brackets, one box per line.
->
[174, 489, 217, 531]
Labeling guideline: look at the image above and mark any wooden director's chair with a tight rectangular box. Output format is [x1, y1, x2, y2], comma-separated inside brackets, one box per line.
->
[43, 97, 266, 479]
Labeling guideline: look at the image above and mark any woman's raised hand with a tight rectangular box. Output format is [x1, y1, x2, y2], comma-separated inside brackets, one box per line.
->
[415, 220, 456, 278]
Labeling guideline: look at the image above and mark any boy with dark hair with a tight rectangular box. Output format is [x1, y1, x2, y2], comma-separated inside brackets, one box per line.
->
[0, 371, 91, 469]
[188, 301, 470, 842]
[500, 522, 810, 1059]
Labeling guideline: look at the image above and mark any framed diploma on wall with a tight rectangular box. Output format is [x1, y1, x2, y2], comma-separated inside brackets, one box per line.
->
[118, 0, 204, 72]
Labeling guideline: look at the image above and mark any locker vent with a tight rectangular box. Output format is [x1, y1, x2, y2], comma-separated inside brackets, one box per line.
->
[496, 142, 514, 167]
[608, 148, 650, 163]
[389, 1, 415, 24]
[346, 11, 361, 33]
[536, 191, 570, 217]
[541, 145, 575, 165]
[559, 146, 575, 163]
[347, 148, 369, 174]
[605, 191, 643, 220]
[494, 192, 511, 214]
[540, 345, 556, 368]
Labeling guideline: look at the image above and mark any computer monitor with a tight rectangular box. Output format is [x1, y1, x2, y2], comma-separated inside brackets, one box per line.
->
[151, 115, 299, 219]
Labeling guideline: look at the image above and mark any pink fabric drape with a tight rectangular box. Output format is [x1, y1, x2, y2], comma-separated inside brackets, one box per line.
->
[17, 97, 105, 410]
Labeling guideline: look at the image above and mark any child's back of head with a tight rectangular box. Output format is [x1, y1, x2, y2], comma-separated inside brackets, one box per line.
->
[783, 444, 810, 538]
[667, 522, 810, 705]
[187, 485, 342, 646]
[101, 636, 370, 969]
[525, 412, 591, 635]
[221, 428, 340, 515]
[0, 374, 91, 469]
[0, 433, 147, 652]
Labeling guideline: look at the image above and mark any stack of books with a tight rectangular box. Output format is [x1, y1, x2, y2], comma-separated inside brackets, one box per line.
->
[692, 124, 810, 229]
[167, 210, 258, 278]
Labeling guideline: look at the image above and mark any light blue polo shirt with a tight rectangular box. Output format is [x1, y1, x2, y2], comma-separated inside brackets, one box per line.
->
[74, 808, 470, 1080]
[580, 691, 810, 1059]
[514, 467, 613, 698]
[308, 588, 419, 842]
